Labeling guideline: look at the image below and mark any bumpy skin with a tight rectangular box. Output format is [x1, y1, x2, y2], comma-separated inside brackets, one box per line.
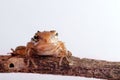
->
[11, 30, 72, 68]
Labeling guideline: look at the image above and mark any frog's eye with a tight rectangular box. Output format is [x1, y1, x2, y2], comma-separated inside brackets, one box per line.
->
[34, 35, 39, 39]
[55, 33, 58, 36]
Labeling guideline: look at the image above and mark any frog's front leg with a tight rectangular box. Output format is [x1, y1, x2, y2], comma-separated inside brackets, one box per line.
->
[26, 42, 38, 68]
[26, 48, 38, 68]
[58, 52, 72, 66]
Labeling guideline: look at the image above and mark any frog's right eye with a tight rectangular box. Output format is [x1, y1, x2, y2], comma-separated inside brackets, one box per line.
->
[55, 33, 58, 36]
[34, 35, 39, 39]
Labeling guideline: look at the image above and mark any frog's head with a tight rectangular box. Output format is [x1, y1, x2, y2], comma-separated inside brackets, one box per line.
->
[32, 30, 59, 43]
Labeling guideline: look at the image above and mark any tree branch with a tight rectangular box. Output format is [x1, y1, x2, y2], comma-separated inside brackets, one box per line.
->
[0, 54, 120, 79]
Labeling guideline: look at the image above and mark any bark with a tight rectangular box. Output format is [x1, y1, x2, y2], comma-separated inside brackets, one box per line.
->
[0, 54, 120, 80]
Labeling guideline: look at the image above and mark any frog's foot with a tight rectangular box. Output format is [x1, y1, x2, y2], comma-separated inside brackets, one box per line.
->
[65, 56, 74, 66]
[59, 56, 73, 66]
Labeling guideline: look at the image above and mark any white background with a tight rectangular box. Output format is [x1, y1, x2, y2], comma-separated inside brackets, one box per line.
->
[0, 0, 120, 80]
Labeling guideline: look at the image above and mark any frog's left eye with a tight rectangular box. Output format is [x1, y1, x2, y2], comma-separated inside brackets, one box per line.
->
[55, 33, 58, 36]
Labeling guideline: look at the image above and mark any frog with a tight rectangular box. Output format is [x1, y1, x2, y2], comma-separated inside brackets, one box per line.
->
[29, 30, 72, 67]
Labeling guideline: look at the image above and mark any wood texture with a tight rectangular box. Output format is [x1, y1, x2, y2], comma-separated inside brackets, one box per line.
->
[0, 54, 120, 80]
